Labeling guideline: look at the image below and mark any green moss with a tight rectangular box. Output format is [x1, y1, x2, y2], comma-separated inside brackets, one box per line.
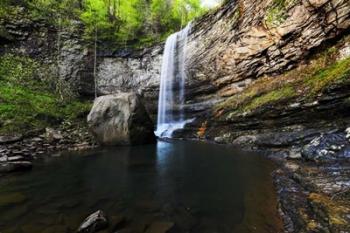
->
[216, 78, 296, 113]
[304, 57, 350, 96]
[243, 86, 296, 112]
[0, 54, 40, 86]
[265, 0, 298, 27]
[0, 54, 92, 135]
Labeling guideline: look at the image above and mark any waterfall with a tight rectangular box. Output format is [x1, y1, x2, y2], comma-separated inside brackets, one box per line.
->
[155, 23, 191, 138]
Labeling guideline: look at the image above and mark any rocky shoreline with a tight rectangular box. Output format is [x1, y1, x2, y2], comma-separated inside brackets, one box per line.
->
[274, 159, 350, 233]
[1, 124, 350, 232]
[0, 121, 97, 174]
[173, 124, 350, 232]
[239, 127, 350, 232]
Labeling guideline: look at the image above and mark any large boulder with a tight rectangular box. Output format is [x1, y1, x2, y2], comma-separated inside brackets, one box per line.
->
[87, 92, 156, 146]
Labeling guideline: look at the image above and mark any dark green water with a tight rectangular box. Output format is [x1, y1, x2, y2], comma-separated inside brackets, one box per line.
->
[0, 140, 282, 233]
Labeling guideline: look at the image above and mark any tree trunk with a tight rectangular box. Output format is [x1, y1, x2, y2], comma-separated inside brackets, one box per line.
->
[93, 25, 98, 99]
[57, 16, 63, 101]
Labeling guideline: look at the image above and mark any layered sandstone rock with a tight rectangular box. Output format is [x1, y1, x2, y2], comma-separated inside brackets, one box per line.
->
[186, 0, 350, 102]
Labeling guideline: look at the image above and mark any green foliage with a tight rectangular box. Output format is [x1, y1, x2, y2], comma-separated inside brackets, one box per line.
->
[0, 54, 91, 135]
[80, 0, 206, 46]
[0, 0, 206, 46]
[0, 83, 91, 134]
[26, 0, 82, 28]
[80, 0, 110, 39]
[151, 0, 204, 33]
[265, 7, 286, 27]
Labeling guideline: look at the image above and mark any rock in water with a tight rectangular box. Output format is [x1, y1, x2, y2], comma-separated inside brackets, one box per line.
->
[0, 161, 32, 173]
[77, 210, 108, 233]
[87, 92, 156, 146]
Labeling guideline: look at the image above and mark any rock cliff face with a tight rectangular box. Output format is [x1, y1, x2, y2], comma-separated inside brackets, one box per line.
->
[188, 0, 350, 85]
[179, 0, 350, 147]
[97, 0, 350, 130]
[183, 0, 350, 125]
[0, 9, 88, 96]
[95, 46, 163, 120]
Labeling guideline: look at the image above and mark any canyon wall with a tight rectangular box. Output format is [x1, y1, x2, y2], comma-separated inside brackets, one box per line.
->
[0, 9, 88, 97]
[2, 1, 350, 232]
[184, 0, 350, 127]
[95, 46, 163, 120]
[3, 1, 349, 133]
[95, 0, 350, 141]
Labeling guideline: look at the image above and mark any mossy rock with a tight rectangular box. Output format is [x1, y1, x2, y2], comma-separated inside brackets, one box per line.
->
[243, 86, 296, 112]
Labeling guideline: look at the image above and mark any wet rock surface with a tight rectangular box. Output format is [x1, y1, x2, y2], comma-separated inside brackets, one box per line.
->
[275, 159, 350, 233]
[0, 161, 32, 173]
[301, 132, 350, 162]
[75, 210, 177, 233]
[241, 127, 350, 232]
[77, 210, 108, 233]
[0, 135, 23, 144]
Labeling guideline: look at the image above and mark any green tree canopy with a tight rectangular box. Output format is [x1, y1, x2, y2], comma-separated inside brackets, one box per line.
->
[0, 0, 207, 47]
[79, 0, 207, 47]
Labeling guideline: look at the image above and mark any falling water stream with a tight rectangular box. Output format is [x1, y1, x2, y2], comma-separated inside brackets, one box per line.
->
[156, 23, 192, 138]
